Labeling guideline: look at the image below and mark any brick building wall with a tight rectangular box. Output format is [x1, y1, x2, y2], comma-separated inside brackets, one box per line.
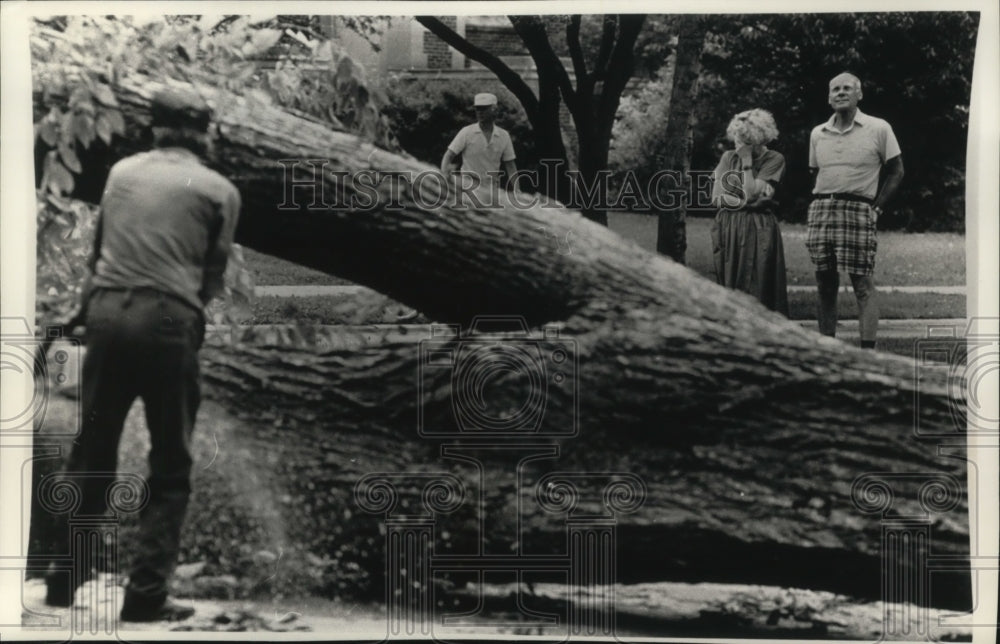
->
[423, 16, 456, 68]
[463, 25, 528, 66]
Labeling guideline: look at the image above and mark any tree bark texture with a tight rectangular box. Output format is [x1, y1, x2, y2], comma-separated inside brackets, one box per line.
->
[655, 15, 707, 263]
[33, 68, 972, 608]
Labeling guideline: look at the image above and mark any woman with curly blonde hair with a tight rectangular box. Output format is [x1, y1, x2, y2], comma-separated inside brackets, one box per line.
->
[710, 108, 789, 315]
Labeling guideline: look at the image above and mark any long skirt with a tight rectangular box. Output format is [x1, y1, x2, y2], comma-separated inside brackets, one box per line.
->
[710, 209, 789, 316]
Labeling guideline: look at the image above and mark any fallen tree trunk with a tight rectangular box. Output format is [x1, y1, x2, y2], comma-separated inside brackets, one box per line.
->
[33, 67, 971, 608]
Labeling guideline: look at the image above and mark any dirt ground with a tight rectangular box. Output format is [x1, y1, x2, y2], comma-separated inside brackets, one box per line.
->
[16, 573, 975, 640]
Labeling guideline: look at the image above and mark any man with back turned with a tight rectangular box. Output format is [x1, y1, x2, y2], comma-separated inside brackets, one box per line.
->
[45, 87, 240, 622]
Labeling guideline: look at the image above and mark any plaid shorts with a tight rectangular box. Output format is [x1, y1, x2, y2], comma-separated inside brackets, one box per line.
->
[806, 198, 877, 275]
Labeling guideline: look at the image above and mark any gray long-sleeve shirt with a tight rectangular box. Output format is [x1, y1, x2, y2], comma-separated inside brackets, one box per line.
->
[90, 148, 241, 312]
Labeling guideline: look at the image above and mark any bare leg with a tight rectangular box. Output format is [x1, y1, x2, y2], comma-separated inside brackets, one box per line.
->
[815, 270, 840, 337]
[850, 273, 879, 347]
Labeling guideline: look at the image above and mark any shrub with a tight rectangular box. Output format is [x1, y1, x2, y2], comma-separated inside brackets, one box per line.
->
[610, 64, 674, 184]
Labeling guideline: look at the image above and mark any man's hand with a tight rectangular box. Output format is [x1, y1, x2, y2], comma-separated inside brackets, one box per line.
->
[440, 149, 458, 175]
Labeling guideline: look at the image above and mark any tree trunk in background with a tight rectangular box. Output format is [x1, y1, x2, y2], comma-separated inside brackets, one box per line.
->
[575, 117, 611, 227]
[32, 66, 972, 608]
[655, 16, 707, 264]
[533, 75, 577, 213]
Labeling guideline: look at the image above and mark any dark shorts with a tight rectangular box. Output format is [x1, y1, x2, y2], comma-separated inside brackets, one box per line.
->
[806, 198, 877, 275]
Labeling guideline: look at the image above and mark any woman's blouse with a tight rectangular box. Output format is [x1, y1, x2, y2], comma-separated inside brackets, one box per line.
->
[711, 148, 786, 211]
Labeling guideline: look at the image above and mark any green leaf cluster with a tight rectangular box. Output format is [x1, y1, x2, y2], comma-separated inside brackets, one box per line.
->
[30, 14, 407, 329]
[31, 15, 399, 187]
[36, 82, 125, 197]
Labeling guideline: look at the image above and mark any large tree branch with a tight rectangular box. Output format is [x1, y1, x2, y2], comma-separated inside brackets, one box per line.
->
[507, 16, 579, 114]
[592, 15, 617, 82]
[33, 61, 967, 447]
[33, 64, 971, 606]
[414, 16, 540, 122]
[51, 66, 964, 443]
[565, 16, 589, 91]
[596, 14, 646, 133]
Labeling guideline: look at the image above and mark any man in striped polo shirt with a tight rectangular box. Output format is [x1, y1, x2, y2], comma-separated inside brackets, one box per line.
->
[807, 72, 904, 349]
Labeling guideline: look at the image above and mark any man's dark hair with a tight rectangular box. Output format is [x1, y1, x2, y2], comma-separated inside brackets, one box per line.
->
[150, 88, 212, 155]
[152, 126, 210, 155]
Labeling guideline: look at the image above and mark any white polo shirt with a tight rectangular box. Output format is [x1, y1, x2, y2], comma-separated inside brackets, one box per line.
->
[809, 110, 901, 199]
[447, 123, 516, 183]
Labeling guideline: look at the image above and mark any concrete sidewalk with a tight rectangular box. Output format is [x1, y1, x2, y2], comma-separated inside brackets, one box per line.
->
[248, 285, 966, 341]
[786, 285, 964, 294]
[796, 318, 966, 339]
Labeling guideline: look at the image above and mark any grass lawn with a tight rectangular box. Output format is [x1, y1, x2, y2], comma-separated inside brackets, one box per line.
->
[249, 293, 421, 325]
[241, 211, 967, 321]
[787, 292, 964, 320]
[244, 248, 354, 286]
[877, 336, 967, 364]
[246, 213, 966, 288]
[609, 212, 966, 286]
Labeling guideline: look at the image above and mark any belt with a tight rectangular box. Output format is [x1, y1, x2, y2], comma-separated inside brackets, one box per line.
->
[93, 286, 203, 318]
[813, 193, 873, 205]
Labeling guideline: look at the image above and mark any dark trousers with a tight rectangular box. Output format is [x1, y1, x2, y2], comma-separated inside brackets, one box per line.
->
[53, 287, 203, 602]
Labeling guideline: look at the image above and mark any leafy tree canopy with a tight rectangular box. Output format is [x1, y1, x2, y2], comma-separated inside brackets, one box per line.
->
[31, 15, 399, 327]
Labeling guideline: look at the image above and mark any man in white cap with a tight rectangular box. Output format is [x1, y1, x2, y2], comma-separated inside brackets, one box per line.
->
[441, 92, 517, 197]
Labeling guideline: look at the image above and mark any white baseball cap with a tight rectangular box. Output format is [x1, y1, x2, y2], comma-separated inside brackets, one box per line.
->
[473, 93, 498, 107]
